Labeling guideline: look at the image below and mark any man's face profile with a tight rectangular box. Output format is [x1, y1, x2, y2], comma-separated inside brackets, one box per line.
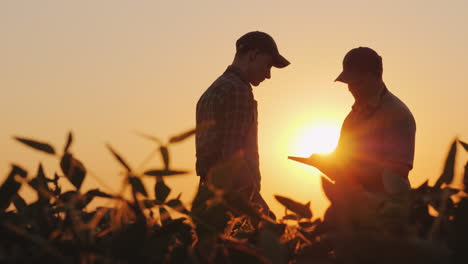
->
[247, 51, 273, 86]
[346, 72, 375, 99]
[346, 74, 365, 96]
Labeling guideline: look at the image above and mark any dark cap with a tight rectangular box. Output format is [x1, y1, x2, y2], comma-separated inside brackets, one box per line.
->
[236, 31, 290, 68]
[335, 47, 383, 83]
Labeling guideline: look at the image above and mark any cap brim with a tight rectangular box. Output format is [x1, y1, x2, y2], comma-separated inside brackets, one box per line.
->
[334, 71, 356, 83]
[273, 54, 290, 68]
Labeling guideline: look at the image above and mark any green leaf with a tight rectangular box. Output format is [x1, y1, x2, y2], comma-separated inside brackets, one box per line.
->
[144, 169, 189, 177]
[459, 140, 468, 152]
[12, 194, 27, 214]
[59, 190, 80, 203]
[106, 144, 132, 172]
[51, 173, 61, 196]
[159, 207, 172, 226]
[14, 136, 56, 155]
[274, 195, 312, 219]
[166, 199, 189, 214]
[60, 153, 86, 190]
[129, 176, 148, 197]
[160, 146, 170, 170]
[155, 178, 171, 203]
[299, 219, 321, 229]
[142, 199, 157, 208]
[417, 180, 429, 190]
[83, 189, 115, 208]
[464, 162, 468, 193]
[434, 139, 457, 189]
[169, 128, 196, 144]
[134, 131, 163, 145]
[86, 188, 114, 199]
[63, 131, 73, 153]
[28, 164, 53, 201]
[443, 187, 460, 197]
[282, 214, 299, 221]
[166, 198, 181, 208]
[0, 165, 27, 212]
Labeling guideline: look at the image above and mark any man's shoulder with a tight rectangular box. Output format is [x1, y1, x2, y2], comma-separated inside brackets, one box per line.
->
[381, 90, 416, 126]
[215, 70, 249, 89]
[207, 72, 251, 97]
[197, 72, 251, 109]
[198, 75, 233, 102]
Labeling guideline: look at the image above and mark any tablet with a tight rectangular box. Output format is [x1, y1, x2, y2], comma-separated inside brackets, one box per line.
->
[288, 156, 335, 183]
[288, 156, 315, 166]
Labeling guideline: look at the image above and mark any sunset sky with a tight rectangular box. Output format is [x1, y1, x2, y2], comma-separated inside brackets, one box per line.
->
[1, 0, 467, 217]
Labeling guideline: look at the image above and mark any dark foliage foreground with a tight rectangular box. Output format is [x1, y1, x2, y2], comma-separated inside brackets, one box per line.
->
[1, 130, 468, 264]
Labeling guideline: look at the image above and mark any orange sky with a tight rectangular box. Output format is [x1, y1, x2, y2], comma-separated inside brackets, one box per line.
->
[1, 0, 468, 218]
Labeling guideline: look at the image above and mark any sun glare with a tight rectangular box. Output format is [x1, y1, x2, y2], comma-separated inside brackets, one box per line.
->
[290, 121, 341, 157]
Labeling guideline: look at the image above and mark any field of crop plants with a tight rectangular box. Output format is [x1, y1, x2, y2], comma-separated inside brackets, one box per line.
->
[1, 129, 467, 264]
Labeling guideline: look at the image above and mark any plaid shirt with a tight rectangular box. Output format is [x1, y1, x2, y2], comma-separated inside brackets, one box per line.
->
[196, 66, 260, 188]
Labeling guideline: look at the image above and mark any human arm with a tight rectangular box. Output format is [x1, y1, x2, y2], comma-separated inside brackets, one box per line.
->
[379, 111, 416, 192]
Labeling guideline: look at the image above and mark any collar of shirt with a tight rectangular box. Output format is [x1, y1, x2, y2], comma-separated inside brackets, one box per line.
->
[351, 83, 388, 115]
[224, 65, 252, 88]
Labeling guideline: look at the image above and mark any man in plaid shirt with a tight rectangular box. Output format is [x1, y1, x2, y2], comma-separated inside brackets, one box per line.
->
[196, 31, 289, 213]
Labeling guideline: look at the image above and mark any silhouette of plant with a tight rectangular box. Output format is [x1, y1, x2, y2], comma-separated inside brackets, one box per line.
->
[1, 131, 467, 263]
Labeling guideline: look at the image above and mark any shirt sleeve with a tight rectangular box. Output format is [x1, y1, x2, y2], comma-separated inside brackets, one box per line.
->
[383, 110, 416, 170]
[219, 85, 253, 159]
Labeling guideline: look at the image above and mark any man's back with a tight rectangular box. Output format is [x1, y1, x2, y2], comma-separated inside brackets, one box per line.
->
[196, 66, 260, 188]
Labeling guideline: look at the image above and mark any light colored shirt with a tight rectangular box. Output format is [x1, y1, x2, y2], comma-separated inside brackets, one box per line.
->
[336, 83, 416, 192]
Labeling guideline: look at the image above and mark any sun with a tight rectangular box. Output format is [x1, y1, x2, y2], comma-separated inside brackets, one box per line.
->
[290, 121, 341, 157]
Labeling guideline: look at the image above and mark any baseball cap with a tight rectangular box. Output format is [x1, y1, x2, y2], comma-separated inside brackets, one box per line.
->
[335, 47, 383, 83]
[236, 31, 290, 68]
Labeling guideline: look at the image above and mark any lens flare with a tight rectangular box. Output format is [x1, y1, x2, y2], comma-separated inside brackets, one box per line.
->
[291, 122, 341, 157]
